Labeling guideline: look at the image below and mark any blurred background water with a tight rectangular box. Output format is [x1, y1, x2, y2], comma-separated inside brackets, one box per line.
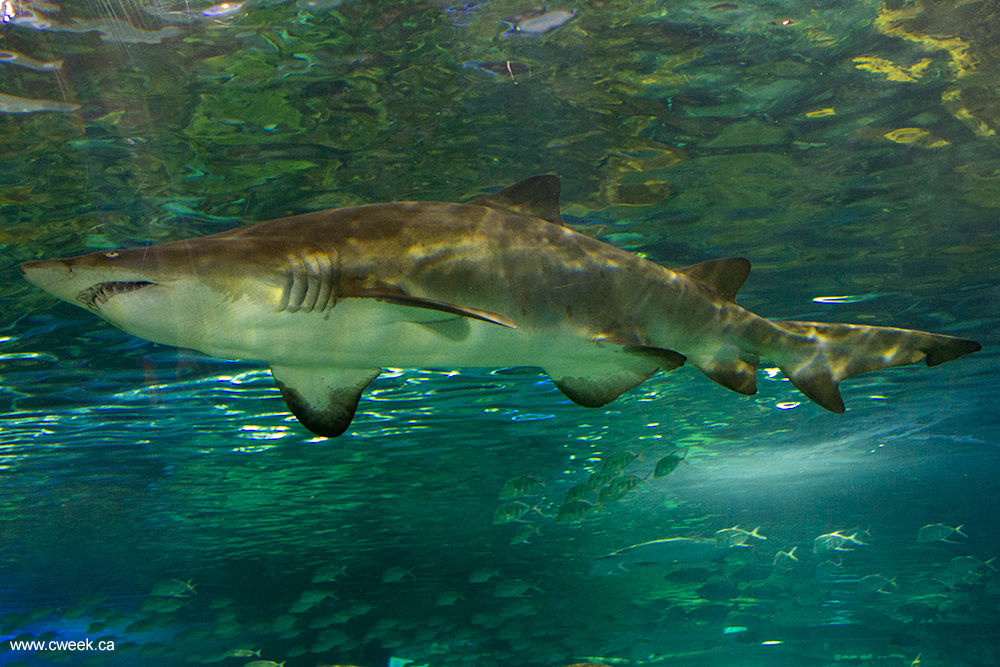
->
[1, 0, 998, 666]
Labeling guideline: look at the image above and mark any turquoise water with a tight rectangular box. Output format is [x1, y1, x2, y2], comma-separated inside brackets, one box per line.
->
[1, 0, 998, 666]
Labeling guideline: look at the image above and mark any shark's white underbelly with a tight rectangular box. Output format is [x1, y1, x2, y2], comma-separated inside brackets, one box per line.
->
[185, 297, 627, 371]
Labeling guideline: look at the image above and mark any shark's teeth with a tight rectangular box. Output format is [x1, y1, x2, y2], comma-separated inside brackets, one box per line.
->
[78, 281, 155, 308]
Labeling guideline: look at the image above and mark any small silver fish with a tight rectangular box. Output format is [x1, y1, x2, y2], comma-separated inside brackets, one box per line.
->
[597, 473, 645, 504]
[149, 578, 195, 597]
[715, 525, 766, 548]
[590, 537, 727, 576]
[468, 568, 500, 583]
[435, 590, 463, 606]
[493, 500, 543, 524]
[510, 523, 541, 545]
[504, 8, 576, 35]
[857, 573, 897, 594]
[493, 578, 543, 598]
[224, 649, 260, 658]
[917, 523, 967, 544]
[563, 482, 594, 503]
[139, 597, 188, 613]
[380, 567, 415, 583]
[813, 530, 866, 554]
[815, 559, 846, 582]
[292, 588, 333, 609]
[587, 471, 617, 489]
[653, 449, 688, 478]
[940, 555, 995, 585]
[600, 450, 640, 475]
[772, 546, 798, 570]
[311, 564, 347, 583]
[555, 499, 594, 523]
[499, 475, 544, 499]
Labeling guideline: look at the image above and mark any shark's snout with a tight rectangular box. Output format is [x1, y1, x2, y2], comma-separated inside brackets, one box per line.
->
[19, 259, 74, 296]
[21, 258, 161, 310]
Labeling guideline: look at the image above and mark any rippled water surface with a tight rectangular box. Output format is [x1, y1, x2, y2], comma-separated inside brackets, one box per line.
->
[1, 0, 998, 666]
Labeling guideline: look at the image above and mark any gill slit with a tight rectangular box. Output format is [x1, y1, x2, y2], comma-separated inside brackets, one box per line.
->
[278, 250, 337, 314]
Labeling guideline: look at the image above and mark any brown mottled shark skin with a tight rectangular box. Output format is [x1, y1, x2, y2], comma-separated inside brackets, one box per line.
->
[20, 176, 981, 437]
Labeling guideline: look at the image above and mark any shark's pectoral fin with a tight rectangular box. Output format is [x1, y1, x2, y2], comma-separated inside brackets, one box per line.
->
[410, 317, 472, 342]
[544, 351, 675, 408]
[347, 292, 517, 329]
[269, 365, 381, 437]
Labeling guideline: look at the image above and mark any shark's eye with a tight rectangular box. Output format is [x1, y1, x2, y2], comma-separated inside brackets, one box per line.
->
[105, 251, 119, 258]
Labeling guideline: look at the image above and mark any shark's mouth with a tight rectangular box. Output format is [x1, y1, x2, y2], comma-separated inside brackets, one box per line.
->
[78, 281, 156, 308]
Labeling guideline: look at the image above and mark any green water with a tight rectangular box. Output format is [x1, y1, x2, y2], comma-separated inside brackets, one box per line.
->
[1, 0, 998, 666]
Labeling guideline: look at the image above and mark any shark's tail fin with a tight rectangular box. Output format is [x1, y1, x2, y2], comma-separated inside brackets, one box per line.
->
[771, 321, 980, 413]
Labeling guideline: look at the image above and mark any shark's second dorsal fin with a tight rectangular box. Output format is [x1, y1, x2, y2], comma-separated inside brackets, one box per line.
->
[469, 175, 565, 226]
[270, 365, 381, 437]
[676, 258, 751, 302]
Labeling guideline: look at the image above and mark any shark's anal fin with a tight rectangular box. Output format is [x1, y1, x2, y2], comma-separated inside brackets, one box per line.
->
[269, 365, 381, 438]
[697, 357, 759, 396]
[623, 345, 686, 373]
[469, 175, 565, 226]
[787, 371, 843, 413]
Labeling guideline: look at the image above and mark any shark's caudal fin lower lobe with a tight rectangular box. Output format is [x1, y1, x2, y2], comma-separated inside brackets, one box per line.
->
[770, 321, 981, 413]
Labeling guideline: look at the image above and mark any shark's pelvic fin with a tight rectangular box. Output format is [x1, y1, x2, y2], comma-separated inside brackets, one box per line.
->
[676, 258, 751, 303]
[544, 346, 684, 407]
[546, 367, 657, 408]
[470, 175, 565, 227]
[270, 365, 381, 437]
[771, 321, 982, 413]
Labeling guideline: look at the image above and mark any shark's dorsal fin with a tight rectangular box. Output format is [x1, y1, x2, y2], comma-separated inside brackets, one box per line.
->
[469, 175, 565, 226]
[270, 365, 381, 437]
[676, 258, 751, 302]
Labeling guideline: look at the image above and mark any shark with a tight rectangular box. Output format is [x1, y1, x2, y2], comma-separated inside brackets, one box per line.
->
[20, 175, 980, 437]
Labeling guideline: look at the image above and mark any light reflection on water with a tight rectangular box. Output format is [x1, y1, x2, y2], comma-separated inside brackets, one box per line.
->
[0, 0, 998, 663]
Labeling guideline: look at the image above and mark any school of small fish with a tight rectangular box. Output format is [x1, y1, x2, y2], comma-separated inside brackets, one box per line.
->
[1, 451, 991, 667]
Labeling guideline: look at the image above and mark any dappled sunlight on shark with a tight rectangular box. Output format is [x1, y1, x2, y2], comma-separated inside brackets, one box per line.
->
[20, 176, 981, 437]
